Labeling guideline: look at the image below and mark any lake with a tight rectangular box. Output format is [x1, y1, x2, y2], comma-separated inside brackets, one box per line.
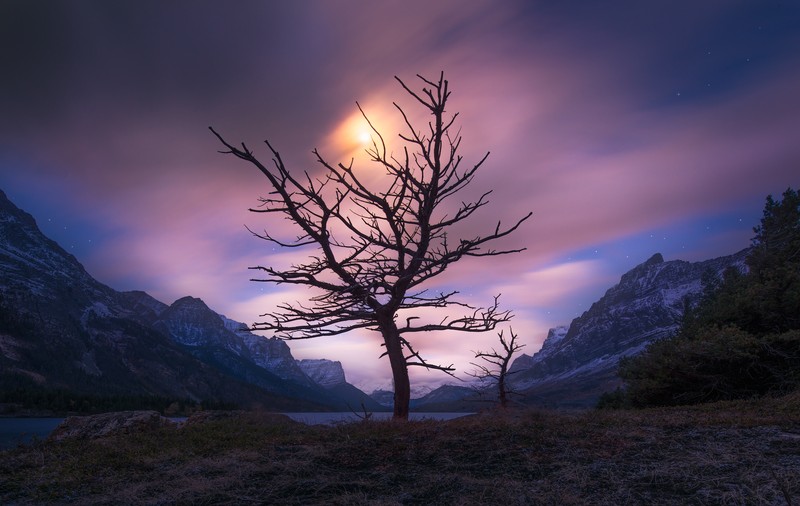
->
[0, 412, 473, 450]
[0, 418, 64, 450]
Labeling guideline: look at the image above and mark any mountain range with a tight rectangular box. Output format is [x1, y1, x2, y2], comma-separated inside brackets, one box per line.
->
[400, 250, 749, 410]
[0, 189, 383, 413]
[0, 187, 750, 412]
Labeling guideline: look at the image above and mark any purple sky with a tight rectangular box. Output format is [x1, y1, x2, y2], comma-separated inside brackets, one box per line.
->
[1, 1, 798, 393]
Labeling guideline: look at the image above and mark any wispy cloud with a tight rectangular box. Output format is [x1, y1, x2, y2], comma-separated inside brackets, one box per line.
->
[1, 0, 797, 391]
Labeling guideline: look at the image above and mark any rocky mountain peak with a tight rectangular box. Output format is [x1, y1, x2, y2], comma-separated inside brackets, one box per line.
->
[0, 189, 96, 295]
[155, 296, 245, 353]
[119, 290, 169, 322]
[0, 189, 36, 229]
[509, 325, 568, 374]
[645, 252, 664, 266]
[298, 359, 347, 388]
[544, 325, 569, 346]
[171, 295, 210, 311]
[240, 333, 312, 385]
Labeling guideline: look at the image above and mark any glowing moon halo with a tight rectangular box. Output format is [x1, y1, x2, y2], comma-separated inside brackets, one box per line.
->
[325, 106, 396, 158]
[357, 129, 372, 146]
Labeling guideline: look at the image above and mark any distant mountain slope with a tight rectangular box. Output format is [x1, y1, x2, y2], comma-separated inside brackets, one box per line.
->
[0, 190, 292, 408]
[409, 385, 485, 412]
[366, 384, 490, 413]
[298, 359, 387, 412]
[509, 251, 749, 407]
[0, 188, 372, 412]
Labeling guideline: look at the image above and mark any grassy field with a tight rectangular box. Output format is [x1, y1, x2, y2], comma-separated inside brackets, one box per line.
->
[1, 393, 799, 505]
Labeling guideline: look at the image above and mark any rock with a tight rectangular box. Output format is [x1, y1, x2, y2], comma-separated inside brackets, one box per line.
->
[48, 410, 175, 441]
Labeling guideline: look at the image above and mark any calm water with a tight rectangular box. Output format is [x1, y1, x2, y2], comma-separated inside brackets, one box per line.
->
[0, 418, 64, 450]
[0, 412, 472, 450]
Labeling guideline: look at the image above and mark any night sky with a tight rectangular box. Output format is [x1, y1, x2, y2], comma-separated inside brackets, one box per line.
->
[1, 1, 798, 393]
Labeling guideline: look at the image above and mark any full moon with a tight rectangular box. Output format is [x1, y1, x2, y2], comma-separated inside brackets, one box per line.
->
[357, 129, 372, 146]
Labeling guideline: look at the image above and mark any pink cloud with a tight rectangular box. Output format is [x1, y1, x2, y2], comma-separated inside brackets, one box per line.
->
[4, 1, 798, 394]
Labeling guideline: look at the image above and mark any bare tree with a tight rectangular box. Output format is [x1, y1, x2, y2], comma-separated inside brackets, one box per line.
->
[470, 328, 525, 408]
[210, 72, 531, 420]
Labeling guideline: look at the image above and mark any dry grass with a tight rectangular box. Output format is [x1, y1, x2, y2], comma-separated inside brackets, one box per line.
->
[2, 394, 799, 505]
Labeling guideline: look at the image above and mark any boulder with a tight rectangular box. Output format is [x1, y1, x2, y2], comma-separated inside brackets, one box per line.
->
[48, 410, 175, 441]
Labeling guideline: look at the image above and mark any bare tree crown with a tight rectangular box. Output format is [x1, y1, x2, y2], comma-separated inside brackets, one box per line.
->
[470, 328, 526, 408]
[211, 72, 531, 417]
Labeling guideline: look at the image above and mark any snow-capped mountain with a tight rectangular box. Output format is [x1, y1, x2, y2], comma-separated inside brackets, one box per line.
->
[369, 389, 395, 408]
[0, 188, 379, 411]
[508, 326, 568, 374]
[508, 251, 749, 407]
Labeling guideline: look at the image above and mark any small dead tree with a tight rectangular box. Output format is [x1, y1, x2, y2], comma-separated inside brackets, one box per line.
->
[211, 73, 531, 420]
[470, 328, 525, 408]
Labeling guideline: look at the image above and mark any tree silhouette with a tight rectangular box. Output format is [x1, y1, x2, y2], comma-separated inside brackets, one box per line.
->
[211, 73, 531, 419]
[470, 328, 525, 408]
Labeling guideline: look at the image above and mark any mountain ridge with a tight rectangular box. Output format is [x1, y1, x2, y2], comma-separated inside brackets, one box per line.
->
[368, 251, 749, 410]
[507, 248, 750, 407]
[0, 189, 380, 413]
[1, 187, 754, 412]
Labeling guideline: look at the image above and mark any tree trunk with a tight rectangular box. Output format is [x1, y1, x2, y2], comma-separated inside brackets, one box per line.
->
[380, 320, 410, 420]
[499, 353, 513, 408]
[498, 374, 507, 408]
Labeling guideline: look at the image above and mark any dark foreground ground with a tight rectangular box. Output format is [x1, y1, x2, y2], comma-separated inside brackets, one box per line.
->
[1, 393, 799, 505]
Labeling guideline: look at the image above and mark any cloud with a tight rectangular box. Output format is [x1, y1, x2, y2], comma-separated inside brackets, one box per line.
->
[486, 260, 609, 306]
[2, 0, 799, 393]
